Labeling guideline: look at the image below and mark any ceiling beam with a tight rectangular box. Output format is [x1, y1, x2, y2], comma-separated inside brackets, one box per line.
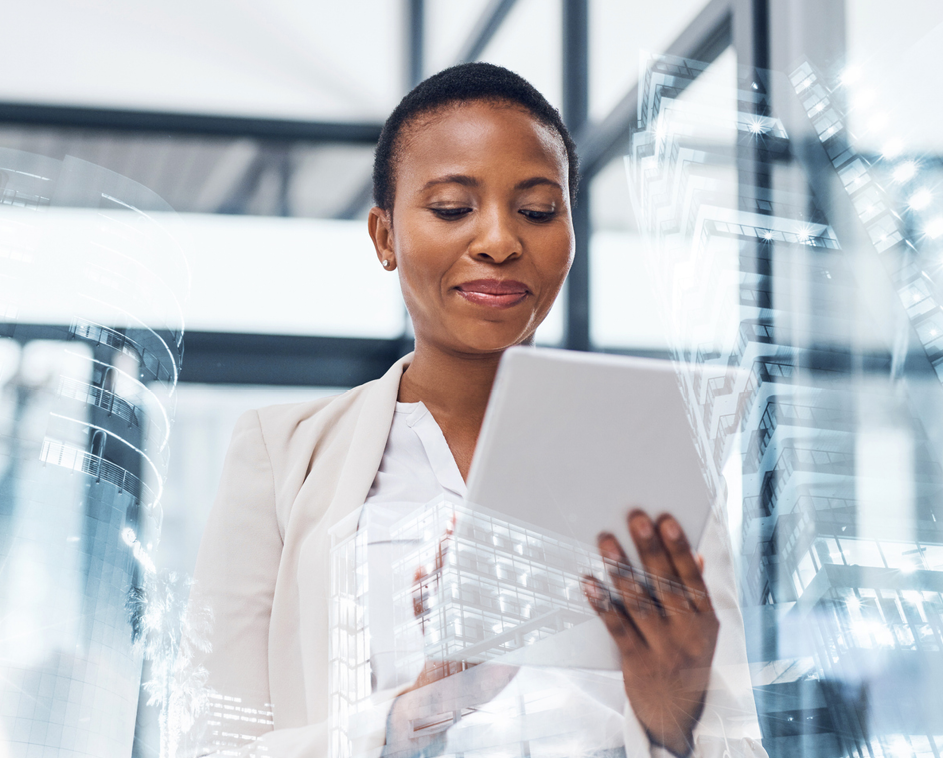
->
[0, 102, 383, 144]
[575, 0, 733, 179]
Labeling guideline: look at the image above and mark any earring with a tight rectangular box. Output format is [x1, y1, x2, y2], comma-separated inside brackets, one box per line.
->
[382, 259, 392, 268]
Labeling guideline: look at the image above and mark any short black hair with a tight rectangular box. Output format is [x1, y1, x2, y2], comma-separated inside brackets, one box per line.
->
[372, 61, 579, 212]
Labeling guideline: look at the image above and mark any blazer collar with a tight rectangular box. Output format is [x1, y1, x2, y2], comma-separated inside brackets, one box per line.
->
[329, 352, 413, 524]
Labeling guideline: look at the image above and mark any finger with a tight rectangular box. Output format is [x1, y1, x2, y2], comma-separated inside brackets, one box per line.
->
[628, 511, 691, 617]
[597, 533, 659, 621]
[656, 515, 713, 613]
[434, 515, 455, 572]
[415, 517, 455, 621]
[412, 566, 428, 618]
[581, 575, 645, 655]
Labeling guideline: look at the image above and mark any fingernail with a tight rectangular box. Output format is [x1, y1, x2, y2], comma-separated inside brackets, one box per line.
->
[663, 519, 681, 541]
[597, 532, 617, 555]
[632, 516, 653, 539]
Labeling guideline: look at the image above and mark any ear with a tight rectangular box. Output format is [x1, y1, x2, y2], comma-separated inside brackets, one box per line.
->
[368, 206, 396, 270]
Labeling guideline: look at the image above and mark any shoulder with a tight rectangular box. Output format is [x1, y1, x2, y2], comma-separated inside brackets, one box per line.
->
[244, 351, 412, 470]
[224, 385, 364, 479]
[250, 377, 376, 452]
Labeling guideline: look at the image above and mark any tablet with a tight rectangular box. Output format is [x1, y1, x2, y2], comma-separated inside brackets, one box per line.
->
[458, 347, 720, 668]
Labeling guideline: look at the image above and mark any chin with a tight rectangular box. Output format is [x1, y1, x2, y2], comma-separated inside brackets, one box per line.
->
[453, 322, 536, 354]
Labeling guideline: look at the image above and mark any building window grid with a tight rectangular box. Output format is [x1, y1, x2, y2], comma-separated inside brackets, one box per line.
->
[329, 498, 609, 756]
[391, 503, 601, 658]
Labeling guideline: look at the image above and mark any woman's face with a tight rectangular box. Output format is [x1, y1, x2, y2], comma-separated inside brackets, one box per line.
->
[369, 101, 574, 355]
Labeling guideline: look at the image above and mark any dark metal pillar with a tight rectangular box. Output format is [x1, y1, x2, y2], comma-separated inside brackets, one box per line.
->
[563, 0, 590, 352]
[407, 0, 425, 88]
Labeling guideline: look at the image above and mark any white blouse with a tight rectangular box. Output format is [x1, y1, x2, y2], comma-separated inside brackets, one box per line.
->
[365, 401, 467, 506]
[360, 401, 768, 758]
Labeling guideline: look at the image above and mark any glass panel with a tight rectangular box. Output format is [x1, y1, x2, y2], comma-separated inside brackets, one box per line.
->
[178, 214, 405, 337]
[477, 0, 563, 113]
[0, 1, 405, 121]
[589, 0, 715, 120]
[425, 0, 493, 76]
[0, 205, 405, 338]
[622, 5, 943, 754]
[0, 127, 376, 220]
[591, 47, 737, 350]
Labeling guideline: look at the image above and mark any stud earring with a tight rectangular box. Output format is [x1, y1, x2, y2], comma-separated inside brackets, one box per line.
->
[382, 259, 392, 268]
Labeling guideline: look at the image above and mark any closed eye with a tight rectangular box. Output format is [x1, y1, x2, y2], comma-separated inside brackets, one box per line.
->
[431, 207, 472, 220]
[520, 209, 557, 222]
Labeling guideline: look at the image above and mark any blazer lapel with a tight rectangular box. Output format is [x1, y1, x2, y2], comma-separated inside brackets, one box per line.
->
[328, 352, 412, 527]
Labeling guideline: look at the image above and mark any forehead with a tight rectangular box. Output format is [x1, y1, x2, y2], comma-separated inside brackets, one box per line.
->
[395, 101, 568, 187]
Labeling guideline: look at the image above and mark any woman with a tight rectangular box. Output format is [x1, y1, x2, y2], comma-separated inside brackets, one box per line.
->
[186, 63, 764, 758]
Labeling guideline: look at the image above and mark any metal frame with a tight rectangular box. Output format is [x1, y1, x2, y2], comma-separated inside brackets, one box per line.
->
[574, 0, 734, 178]
[0, 102, 383, 143]
[563, 0, 591, 352]
[0, 0, 768, 387]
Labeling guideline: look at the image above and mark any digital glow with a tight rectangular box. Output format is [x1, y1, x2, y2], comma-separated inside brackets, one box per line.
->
[796, 224, 816, 244]
[893, 162, 918, 183]
[854, 88, 876, 109]
[908, 189, 932, 211]
[882, 139, 904, 159]
[925, 217, 943, 239]
[840, 65, 862, 86]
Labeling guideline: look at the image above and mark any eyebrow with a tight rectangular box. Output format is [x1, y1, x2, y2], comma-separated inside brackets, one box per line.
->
[422, 174, 478, 190]
[421, 174, 563, 192]
[514, 177, 563, 192]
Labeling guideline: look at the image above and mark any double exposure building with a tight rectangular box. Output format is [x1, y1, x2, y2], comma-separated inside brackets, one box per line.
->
[328, 498, 605, 758]
[626, 54, 943, 757]
[0, 149, 186, 757]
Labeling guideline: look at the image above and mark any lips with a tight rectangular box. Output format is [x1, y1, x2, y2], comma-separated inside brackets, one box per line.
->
[454, 279, 530, 309]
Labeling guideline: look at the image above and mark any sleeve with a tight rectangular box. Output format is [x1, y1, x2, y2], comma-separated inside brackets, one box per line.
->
[175, 410, 330, 758]
[620, 507, 769, 758]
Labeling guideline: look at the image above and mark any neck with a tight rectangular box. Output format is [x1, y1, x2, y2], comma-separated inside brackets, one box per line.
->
[398, 338, 504, 430]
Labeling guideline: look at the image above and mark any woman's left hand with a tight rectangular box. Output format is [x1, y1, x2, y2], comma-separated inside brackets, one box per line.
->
[582, 510, 718, 758]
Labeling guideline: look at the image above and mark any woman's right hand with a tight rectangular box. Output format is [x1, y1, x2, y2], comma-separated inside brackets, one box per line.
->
[383, 517, 518, 756]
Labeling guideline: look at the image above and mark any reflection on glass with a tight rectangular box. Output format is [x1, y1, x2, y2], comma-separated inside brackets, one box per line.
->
[626, 50, 943, 757]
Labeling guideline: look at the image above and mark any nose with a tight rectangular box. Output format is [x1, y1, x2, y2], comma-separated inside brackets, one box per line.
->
[468, 205, 522, 264]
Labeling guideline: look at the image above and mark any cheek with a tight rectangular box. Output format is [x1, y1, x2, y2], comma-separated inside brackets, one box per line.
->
[535, 230, 575, 294]
[395, 225, 456, 304]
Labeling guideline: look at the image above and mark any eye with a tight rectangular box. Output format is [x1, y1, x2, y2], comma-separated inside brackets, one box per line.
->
[431, 207, 472, 220]
[520, 209, 556, 223]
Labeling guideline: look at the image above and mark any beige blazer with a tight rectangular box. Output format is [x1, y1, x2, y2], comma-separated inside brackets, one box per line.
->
[188, 353, 766, 758]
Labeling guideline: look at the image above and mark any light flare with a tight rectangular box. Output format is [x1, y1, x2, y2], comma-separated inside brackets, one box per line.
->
[893, 162, 918, 183]
[908, 189, 932, 211]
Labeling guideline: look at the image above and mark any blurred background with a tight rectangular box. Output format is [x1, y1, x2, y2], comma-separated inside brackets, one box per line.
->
[1, 1, 943, 757]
